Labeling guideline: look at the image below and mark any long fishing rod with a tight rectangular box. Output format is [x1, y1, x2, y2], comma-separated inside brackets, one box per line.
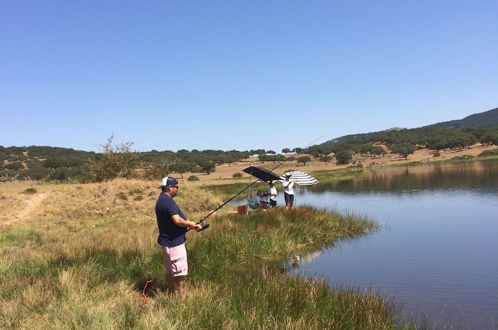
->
[194, 135, 324, 231]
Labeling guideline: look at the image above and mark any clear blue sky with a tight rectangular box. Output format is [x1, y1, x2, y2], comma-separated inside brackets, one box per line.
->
[1, 0, 497, 152]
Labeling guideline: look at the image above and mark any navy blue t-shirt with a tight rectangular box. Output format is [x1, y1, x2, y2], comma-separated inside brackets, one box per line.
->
[155, 193, 188, 247]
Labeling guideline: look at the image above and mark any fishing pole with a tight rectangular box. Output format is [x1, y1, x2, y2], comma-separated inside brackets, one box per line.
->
[194, 135, 324, 231]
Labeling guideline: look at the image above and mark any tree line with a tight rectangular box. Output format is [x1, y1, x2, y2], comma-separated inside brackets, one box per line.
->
[2, 126, 498, 183]
[0, 137, 278, 183]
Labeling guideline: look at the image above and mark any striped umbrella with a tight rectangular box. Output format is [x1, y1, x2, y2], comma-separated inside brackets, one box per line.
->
[280, 170, 319, 186]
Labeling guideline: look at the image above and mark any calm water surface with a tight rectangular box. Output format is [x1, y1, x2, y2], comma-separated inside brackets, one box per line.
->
[287, 160, 498, 329]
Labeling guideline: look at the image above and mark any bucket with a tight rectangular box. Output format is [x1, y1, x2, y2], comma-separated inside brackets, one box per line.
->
[237, 205, 247, 214]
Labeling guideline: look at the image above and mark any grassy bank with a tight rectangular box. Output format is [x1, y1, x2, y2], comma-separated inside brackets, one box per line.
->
[0, 181, 411, 329]
[310, 166, 368, 184]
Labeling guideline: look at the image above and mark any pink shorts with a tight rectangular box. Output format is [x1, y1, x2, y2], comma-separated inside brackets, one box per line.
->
[161, 243, 188, 277]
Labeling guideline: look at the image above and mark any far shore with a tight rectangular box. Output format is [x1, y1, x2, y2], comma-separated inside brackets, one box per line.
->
[169, 143, 498, 186]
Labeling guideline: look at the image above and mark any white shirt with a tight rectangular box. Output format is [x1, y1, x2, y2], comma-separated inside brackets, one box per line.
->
[269, 186, 278, 201]
[282, 179, 295, 195]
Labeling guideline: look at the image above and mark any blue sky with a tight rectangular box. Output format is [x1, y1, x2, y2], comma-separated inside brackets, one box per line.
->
[1, 0, 497, 152]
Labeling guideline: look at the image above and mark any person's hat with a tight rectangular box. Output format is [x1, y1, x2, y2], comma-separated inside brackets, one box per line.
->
[284, 172, 292, 177]
[158, 176, 179, 189]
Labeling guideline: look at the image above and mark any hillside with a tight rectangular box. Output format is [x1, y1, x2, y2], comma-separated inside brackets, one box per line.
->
[322, 107, 498, 145]
[424, 107, 498, 129]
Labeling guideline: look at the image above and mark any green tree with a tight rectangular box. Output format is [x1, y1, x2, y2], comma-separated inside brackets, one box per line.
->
[391, 143, 416, 159]
[144, 161, 171, 179]
[87, 136, 138, 182]
[198, 160, 216, 175]
[480, 133, 498, 146]
[335, 150, 352, 165]
[281, 148, 291, 154]
[297, 156, 311, 166]
[43, 157, 67, 169]
[4, 162, 23, 170]
[371, 146, 386, 158]
[170, 159, 195, 178]
[320, 155, 333, 163]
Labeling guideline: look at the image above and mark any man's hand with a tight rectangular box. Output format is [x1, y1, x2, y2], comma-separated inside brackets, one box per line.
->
[187, 220, 203, 231]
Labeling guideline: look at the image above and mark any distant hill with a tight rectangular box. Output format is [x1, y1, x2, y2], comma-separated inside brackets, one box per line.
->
[423, 107, 498, 129]
[322, 127, 405, 145]
[322, 107, 498, 145]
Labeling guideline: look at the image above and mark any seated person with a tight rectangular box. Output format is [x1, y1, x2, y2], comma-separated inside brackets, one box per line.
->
[248, 191, 269, 209]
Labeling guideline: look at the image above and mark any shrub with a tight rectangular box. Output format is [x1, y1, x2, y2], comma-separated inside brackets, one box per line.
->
[22, 164, 51, 180]
[4, 162, 23, 170]
[320, 155, 333, 163]
[128, 188, 144, 195]
[23, 187, 37, 194]
[133, 195, 144, 201]
[232, 172, 243, 178]
[336, 150, 353, 165]
[433, 151, 440, 157]
[478, 149, 498, 157]
[115, 192, 128, 200]
[188, 175, 200, 181]
[49, 168, 69, 181]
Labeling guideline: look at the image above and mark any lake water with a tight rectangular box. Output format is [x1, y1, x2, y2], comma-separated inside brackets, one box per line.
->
[287, 160, 498, 329]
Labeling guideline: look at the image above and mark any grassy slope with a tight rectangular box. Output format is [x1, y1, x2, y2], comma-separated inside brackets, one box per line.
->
[0, 180, 411, 329]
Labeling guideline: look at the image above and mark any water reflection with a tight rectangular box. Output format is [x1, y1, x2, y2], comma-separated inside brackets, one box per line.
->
[310, 160, 498, 194]
[292, 159, 498, 329]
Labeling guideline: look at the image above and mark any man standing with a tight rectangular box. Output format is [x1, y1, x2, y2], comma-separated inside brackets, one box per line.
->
[282, 172, 295, 210]
[155, 177, 202, 297]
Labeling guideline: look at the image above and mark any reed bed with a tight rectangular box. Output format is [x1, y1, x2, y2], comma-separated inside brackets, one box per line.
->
[0, 180, 415, 329]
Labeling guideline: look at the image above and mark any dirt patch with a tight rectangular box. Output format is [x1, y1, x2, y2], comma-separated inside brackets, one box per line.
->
[1, 193, 47, 227]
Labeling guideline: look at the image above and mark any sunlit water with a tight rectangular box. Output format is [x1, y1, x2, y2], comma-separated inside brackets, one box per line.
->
[284, 160, 498, 329]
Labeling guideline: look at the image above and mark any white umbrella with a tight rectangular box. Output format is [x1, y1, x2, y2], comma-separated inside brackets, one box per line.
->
[280, 170, 319, 186]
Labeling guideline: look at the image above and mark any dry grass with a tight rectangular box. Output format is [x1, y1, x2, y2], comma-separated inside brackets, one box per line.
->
[0, 179, 410, 329]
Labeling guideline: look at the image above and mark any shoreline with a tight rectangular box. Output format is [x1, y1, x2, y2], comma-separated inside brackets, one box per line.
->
[167, 144, 498, 187]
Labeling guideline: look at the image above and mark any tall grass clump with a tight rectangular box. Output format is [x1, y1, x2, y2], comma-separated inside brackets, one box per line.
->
[0, 180, 413, 329]
[23, 187, 37, 194]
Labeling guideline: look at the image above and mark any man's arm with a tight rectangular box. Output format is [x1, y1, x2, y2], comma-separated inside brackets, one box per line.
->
[171, 214, 203, 231]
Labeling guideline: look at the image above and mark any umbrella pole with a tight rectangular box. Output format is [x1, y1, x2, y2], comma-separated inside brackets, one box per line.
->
[247, 185, 251, 215]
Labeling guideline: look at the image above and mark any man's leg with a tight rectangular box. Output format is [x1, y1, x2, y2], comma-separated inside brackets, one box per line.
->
[162, 244, 188, 296]
[174, 276, 185, 297]
[166, 273, 185, 296]
[165, 272, 174, 294]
